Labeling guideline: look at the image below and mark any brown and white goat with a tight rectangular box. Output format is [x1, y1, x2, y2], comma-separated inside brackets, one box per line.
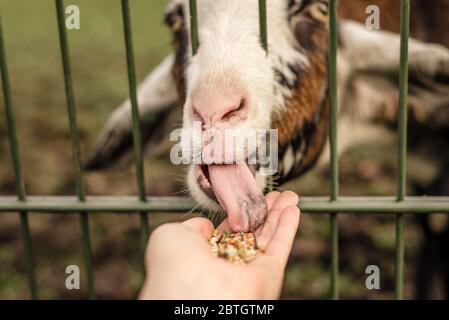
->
[85, 0, 449, 297]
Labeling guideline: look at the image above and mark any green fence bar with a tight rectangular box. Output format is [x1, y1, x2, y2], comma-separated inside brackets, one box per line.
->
[121, 0, 149, 258]
[258, 0, 268, 52]
[258, 0, 273, 192]
[330, 213, 338, 299]
[397, 1, 410, 203]
[328, 0, 339, 300]
[189, 0, 199, 55]
[395, 213, 405, 299]
[328, 0, 338, 202]
[1, 196, 449, 214]
[55, 0, 95, 299]
[395, 0, 410, 300]
[0, 15, 38, 300]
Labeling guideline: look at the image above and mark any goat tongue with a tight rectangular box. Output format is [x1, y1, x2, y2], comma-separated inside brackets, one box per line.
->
[208, 163, 267, 232]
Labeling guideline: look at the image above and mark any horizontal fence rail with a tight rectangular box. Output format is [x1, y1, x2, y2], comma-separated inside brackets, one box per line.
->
[1, 196, 449, 214]
[0, 0, 447, 300]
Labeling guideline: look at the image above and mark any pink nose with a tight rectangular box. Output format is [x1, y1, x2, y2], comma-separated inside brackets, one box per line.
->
[192, 93, 247, 126]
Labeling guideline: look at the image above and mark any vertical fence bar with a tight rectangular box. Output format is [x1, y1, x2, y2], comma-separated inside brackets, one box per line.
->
[330, 213, 338, 298]
[328, 0, 339, 300]
[55, 0, 95, 299]
[121, 0, 149, 261]
[258, 0, 268, 52]
[189, 0, 199, 55]
[395, 0, 410, 300]
[258, 0, 274, 193]
[0, 15, 38, 300]
[395, 212, 405, 299]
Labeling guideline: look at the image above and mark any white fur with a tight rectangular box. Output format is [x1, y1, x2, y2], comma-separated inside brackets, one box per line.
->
[95, 2, 449, 212]
[316, 20, 449, 170]
[174, 0, 310, 202]
[339, 21, 449, 77]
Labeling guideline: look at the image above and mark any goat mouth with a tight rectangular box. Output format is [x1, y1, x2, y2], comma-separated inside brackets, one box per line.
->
[196, 163, 258, 200]
[195, 163, 267, 232]
[196, 165, 218, 202]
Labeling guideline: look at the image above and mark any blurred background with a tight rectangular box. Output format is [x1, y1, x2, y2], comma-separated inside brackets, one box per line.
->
[0, 0, 430, 299]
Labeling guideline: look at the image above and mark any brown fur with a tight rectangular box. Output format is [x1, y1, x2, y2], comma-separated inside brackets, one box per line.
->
[273, 2, 330, 176]
[166, 3, 188, 104]
[166, 0, 449, 180]
[273, 51, 328, 149]
[274, 0, 449, 179]
[339, 0, 449, 47]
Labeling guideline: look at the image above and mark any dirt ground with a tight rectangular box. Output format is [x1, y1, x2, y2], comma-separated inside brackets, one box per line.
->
[0, 0, 432, 299]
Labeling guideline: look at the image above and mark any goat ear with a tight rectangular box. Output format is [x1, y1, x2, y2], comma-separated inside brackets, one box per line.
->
[83, 54, 179, 171]
[165, 2, 185, 32]
[308, 1, 329, 24]
[339, 21, 449, 129]
[289, 0, 329, 24]
[289, 1, 329, 51]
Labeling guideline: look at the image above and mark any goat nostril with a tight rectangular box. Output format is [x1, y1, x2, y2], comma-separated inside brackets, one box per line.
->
[192, 96, 247, 126]
[222, 98, 246, 121]
[237, 99, 245, 112]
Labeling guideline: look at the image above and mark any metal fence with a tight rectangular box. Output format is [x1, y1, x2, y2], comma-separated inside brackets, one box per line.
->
[1, 0, 449, 300]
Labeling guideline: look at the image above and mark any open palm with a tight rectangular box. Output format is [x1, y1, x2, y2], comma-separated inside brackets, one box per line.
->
[140, 191, 300, 300]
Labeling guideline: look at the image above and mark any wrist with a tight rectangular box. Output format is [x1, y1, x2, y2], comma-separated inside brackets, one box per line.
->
[142, 263, 241, 300]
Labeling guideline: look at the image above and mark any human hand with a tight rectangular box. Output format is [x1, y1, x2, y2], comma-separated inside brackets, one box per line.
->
[139, 191, 300, 300]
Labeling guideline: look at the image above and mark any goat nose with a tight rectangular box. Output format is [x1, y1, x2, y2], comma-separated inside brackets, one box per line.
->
[192, 95, 247, 126]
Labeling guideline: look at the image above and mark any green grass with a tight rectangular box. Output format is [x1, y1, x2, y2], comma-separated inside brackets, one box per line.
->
[0, 0, 171, 195]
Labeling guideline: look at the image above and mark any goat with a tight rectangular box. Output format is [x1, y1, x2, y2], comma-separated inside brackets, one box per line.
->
[85, 0, 449, 298]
